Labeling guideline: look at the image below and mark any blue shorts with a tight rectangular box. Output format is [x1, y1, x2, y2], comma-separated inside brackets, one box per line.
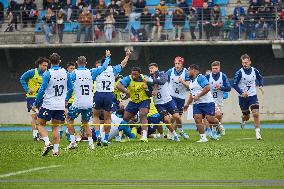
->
[67, 103, 72, 109]
[239, 95, 259, 111]
[26, 98, 35, 112]
[125, 100, 151, 115]
[93, 92, 114, 112]
[193, 102, 215, 116]
[155, 100, 178, 115]
[148, 115, 161, 124]
[68, 106, 93, 122]
[38, 107, 65, 122]
[112, 99, 120, 112]
[171, 96, 185, 114]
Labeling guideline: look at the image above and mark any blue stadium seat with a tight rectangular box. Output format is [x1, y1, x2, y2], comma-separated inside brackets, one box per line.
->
[148, 7, 155, 15]
[214, 0, 229, 5]
[163, 15, 173, 30]
[39, 10, 47, 20]
[104, 0, 111, 5]
[0, 0, 8, 9]
[146, 0, 160, 6]
[72, 0, 76, 6]
[186, 0, 192, 5]
[220, 7, 226, 17]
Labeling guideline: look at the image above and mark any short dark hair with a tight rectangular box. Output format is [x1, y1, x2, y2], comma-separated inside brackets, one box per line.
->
[211, 61, 221, 67]
[131, 67, 142, 73]
[240, 54, 250, 61]
[49, 53, 61, 65]
[35, 57, 49, 66]
[148, 63, 158, 68]
[76, 56, 87, 65]
[67, 61, 76, 68]
[189, 64, 200, 71]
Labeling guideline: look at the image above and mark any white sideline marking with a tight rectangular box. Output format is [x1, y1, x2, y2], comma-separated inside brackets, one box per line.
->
[114, 148, 163, 158]
[0, 165, 61, 178]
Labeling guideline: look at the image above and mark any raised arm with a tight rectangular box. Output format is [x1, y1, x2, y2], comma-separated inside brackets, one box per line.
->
[120, 49, 131, 69]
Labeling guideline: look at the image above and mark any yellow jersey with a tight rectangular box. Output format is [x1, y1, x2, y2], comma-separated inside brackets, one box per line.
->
[114, 78, 121, 101]
[127, 74, 150, 103]
[147, 97, 159, 117]
[26, 68, 43, 98]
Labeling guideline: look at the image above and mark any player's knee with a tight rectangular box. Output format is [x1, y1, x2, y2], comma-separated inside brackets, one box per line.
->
[252, 109, 259, 118]
[250, 104, 259, 111]
[242, 110, 250, 119]
[159, 110, 168, 121]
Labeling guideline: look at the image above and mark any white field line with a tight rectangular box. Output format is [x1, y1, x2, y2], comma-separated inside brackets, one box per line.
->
[0, 165, 61, 178]
[114, 148, 163, 158]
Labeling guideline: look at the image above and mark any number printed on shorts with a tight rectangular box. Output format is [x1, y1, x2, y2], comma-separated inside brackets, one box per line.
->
[157, 92, 162, 99]
[246, 85, 251, 91]
[213, 91, 218, 98]
[53, 85, 64, 96]
[102, 81, 111, 90]
[80, 85, 90, 95]
[175, 88, 179, 94]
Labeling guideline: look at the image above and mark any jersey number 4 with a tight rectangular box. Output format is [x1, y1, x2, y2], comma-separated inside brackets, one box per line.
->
[53, 85, 64, 96]
[80, 85, 90, 95]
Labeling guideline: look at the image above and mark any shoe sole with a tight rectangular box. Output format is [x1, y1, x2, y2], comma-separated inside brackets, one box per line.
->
[42, 145, 53, 156]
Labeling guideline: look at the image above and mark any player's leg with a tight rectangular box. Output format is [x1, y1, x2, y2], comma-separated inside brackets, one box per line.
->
[239, 96, 250, 129]
[50, 110, 65, 156]
[215, 105, 225, 135]
[37, 107, 52, 156]
[92, 92, 104, 145]
[203, 102, 219, 140]
[102, 93, 114, 146]
[27, 98, 39, 140]
[172, 97, 189, 139]
[138, 100, 150, 142]
[81, 108, 95, 149]
[66, 106, 78, 149]
[194, 114, 208, 142]
[249, 95, 262, 140]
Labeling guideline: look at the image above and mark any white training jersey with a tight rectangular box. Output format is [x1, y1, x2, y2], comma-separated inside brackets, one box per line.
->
[169, 68, 187, 99]
[189, 74, 213, 104]
[154, 81, 172, 105]
[238, 67, 257, 97]
[42, 68, 67, 110]
[209, 72, 224, 106]
[100, 113, 122, 141]
[72, 69, 94, 109]
[96, 66, 115, 92]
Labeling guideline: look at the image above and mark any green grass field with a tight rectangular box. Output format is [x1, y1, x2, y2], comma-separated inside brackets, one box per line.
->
[0, 129, 283, 188]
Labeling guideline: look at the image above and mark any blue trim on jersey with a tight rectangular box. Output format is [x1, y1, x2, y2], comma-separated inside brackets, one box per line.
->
[20, 68, 44, 93]
[90, 56, 110, 80]
[192, 75, 208, 88]
[150, 71, 168, 85]
[205, 72, 231, 92]
[120, 75, 131, 87]
[112, 64, 122, 75]
[166, 67, 190, 81]
[233, 67, 263, 95]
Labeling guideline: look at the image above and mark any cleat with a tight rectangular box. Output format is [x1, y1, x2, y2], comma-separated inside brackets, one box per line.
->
[256, 133, 262, 140]
[240, 120, 246, 129]
[88, 144, 95, 150]
[211, 131, 220, 140]
[42, 144, 53, 156]
[180, 132, 189, 140]
[140, 138, 148, 143]
[52, 152, 59, 157]
[96, 137, 102, 146]
[102, 140, 108, 146]
[196, 138, 208, 143]
[172, 135, 180, 142]
[67, 142, 77, 150]
[217, 124, 226, 136]
[115, 136, 122, 142]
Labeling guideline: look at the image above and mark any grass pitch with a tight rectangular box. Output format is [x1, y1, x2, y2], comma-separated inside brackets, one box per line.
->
[0, 129, 283, 188]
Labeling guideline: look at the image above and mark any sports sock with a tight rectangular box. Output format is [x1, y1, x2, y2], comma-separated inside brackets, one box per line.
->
[70, 135, 75, 144]
[142, 130, 147, 139]
[53, 144, 59, 153]
[172, 130, 178, 137]
[104, 134, 109, 141]
[177, 128, 184, 133]
[42, 136, 50, 146]
[33, 130, 38, 138]
[255, 128, 260, 133]
[200, 134, 206, 139]
[88, 137, 93, 145]
[95, 130, 101, 138]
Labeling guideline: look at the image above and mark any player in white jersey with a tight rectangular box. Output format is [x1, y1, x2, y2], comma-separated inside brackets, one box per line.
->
[233, 54, 264, 140]
[167, 56, 190, 139]
[65, 53, 111, 150]
[32, 53, 72, 156]
[206, 61, 231, 136]
[184, 64, 219, 142]
[93, 49, 131, 146]
[146, 63, 182, 142]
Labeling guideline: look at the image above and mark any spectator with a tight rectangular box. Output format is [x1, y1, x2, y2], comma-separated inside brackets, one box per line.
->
[95, 0, 107, 17]
[150, 8, 165, 41]
[56, 9, 65, 43]
[49, 0, 64, 11]
[22, 0, 38, 27]
[244, 10, 257, 39]
[255, 17, 269, 39]
[198, 2, 211, 40]
[233, 0, 246, 20]
[133, 0, 146, 13]
[42, 8, 56, 43]
[120, 0, 132, 17]
[140, 7, 152, 40]
[210, 4, 222, 40]
[108, 0, 120, 15]
[104, 13, 115, 42]
[172, 8, 186, 40]
[93, 12, 105, 40]
[188, 6, 197, 40]
[114, 8, 128, 41]
[248, 0, 260, 14]
[192, 0, 204, 8]
[156, 0, 168, 15]
[43, 0, 54, 10]
[178, 0, 189, 14]
[5, 10, 14, 32]
[222, 14, 235, 39]
[76, 6, 93, 42]
[7, 0, 20, 31]
[231, 15, 245, 39]
[0, 2, 4, 28]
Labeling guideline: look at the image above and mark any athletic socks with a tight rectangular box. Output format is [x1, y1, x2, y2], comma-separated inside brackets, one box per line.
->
[53, 144, 59, 153]
[32, 130, 39, 138]
[42, 136, 50, 146]
[172, 130, 178, 137]
[200, 134, 206, 139]
[255, 128, 260, 133]
[95, 130, 101, 138]
[177, 128, 184, 133]
[88, 137, 93, 145]
[142, 130, 147, 139]
[70, 135, 76, 144]
[104, 134, 109, 142]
